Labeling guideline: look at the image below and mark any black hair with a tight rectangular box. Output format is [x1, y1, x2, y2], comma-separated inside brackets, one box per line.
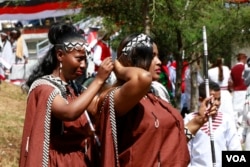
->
[10, 28, 21, 39]
[25, 22, 85, 88]
[211, 57, 224, 82]
[198, 80, 220, 99]
[117, 33, 154, 71]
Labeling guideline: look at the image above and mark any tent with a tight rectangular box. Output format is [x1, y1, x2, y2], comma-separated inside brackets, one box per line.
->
[0, 0, 81, 20]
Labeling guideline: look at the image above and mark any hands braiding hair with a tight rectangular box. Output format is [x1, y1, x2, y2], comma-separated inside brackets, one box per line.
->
[95, 57, 114, 82]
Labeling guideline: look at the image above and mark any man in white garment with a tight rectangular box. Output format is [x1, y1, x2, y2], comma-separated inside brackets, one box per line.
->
[10, 29, 29, 64]
[184, 81, 242, 167]
[0, 31, 14, 81]
[230, 53, 247, 132]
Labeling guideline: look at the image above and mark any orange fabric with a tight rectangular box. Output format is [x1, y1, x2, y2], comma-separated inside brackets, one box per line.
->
[16, 36, 24, 59]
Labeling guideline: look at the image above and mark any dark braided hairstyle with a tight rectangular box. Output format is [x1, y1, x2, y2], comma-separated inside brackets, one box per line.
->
[117, 33, 154, 71]
[25, 22, 85, 88]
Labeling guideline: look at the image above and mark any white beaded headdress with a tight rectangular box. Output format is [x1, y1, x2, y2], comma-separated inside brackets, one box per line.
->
[122, 33, 152, 55]
[64, 42, 91, 56]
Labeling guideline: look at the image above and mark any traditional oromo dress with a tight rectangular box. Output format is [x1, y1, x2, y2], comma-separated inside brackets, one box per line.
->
[98, 89, 190, 167]
[19, 75, 94, 167]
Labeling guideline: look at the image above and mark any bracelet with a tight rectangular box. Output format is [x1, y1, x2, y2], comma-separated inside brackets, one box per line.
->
[184, 126, 195, 140]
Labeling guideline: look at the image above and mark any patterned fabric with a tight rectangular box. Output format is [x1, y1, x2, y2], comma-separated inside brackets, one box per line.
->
[199, 112, 223, 136]
[108, 88, 119, 167]
[29, 75, 68, 97]
[184, 126, 195, 140]
[121, 33, 151, 55]
[56, 42, 91, 56]
[42, 89, 58, 167]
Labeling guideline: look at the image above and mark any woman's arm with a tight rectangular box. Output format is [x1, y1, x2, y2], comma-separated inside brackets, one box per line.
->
[113, 60, 152, 116]
[51, 57, 113, 121]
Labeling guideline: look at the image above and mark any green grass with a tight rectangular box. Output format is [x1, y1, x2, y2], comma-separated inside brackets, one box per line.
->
[0, 81, 27, 167]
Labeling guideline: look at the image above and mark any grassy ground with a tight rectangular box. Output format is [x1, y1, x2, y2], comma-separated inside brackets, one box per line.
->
[0, 81, 27, 167]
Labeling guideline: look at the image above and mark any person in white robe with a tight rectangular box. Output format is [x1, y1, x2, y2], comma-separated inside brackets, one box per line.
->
[0, 32, 14, 80]
[184, 81, 242, 167]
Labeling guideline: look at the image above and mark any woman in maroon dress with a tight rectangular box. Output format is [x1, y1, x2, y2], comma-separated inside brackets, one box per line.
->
[88, 33, 218, 167]
[19, 23, 113, 167]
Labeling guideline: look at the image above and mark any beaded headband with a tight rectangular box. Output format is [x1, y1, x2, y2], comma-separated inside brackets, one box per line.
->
[122, 33, 152, 55]
[57, 42, 91, 56]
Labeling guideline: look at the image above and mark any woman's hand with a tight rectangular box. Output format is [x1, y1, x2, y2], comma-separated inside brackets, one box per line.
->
[95, 57, 114, 83]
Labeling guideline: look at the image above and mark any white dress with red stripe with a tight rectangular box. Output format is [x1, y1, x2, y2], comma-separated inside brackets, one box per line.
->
[184, 111, 242, 167]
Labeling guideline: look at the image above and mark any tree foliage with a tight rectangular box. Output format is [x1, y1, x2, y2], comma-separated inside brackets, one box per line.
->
[71, 0, 250, 107]
[74, 0, 250, 58]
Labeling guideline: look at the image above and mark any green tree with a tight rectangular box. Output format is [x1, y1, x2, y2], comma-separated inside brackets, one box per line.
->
[72, 0, 250, 108]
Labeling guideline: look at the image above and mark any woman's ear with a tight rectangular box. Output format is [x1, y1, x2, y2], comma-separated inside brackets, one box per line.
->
[56, 49, 64, 62]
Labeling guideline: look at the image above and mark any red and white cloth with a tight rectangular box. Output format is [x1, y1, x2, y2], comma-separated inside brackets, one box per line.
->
[184, 111, 242, 167]
[0, 1, 81, 20]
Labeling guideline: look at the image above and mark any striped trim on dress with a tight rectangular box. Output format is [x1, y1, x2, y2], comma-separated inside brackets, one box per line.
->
[28, 75, 67, 167]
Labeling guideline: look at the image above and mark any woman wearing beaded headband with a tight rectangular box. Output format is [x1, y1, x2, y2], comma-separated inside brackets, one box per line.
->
[88, 33, 219, 167]
[19, 22, 114, 167]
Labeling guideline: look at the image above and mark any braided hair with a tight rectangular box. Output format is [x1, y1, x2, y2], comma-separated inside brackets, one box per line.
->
[117, 33, 154, 71]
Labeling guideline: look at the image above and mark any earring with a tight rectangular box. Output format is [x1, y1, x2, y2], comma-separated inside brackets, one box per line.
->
[59, 62, 62, 76]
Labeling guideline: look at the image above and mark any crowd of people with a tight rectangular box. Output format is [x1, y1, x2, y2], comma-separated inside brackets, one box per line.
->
[0, 28, 29, 83]
[2, 20, 246, 166]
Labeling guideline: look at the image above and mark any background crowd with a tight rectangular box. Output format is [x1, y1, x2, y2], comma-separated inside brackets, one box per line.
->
[0, 28, 29, 84]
